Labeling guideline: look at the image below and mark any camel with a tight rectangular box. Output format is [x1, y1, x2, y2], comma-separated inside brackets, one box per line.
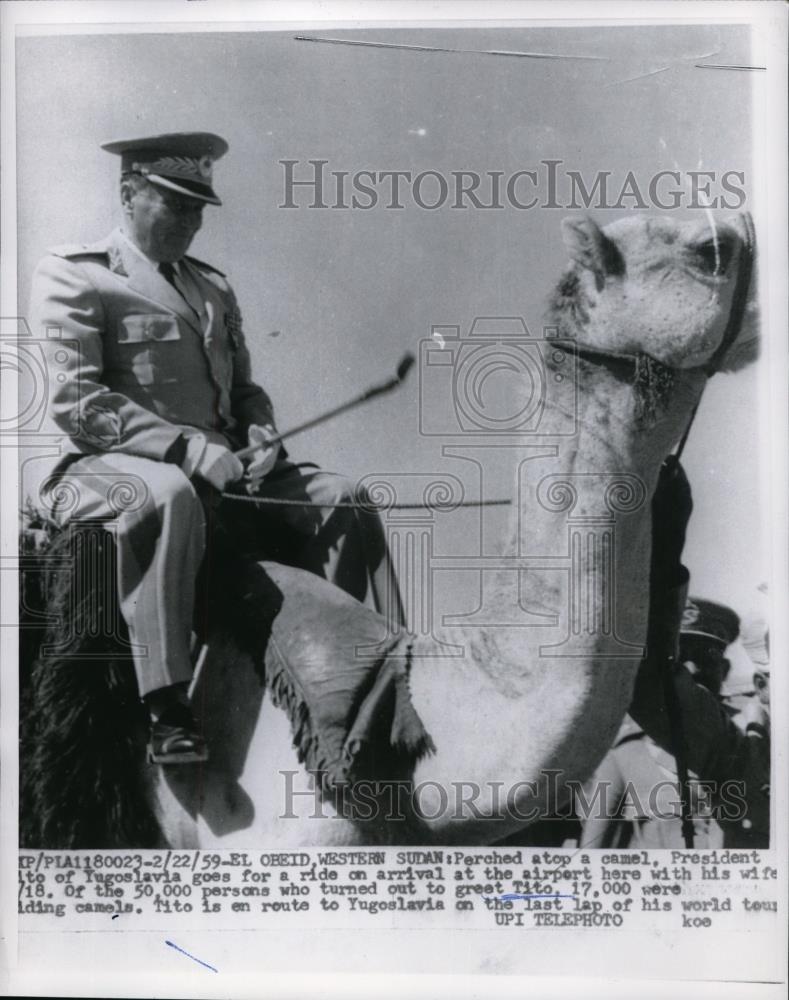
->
[21, 212, 758, 849]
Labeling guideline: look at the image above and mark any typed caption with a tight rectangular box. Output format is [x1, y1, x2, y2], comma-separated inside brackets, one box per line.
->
[18, 848, 780, 932]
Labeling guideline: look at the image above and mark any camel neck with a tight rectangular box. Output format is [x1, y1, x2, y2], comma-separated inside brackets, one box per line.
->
[462, 359, 707, 687]
[547, 356, 706, 479]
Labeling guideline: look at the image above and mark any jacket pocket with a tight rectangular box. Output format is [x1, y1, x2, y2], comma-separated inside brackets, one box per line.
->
[117, 315, 182, 385]
[118, 315, 181, 343]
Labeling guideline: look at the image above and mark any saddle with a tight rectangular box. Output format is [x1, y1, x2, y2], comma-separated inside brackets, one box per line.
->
[19, 514, 434, 846]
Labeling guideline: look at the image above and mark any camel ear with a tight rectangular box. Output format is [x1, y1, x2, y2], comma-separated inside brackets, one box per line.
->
[561, 216, 623, 289]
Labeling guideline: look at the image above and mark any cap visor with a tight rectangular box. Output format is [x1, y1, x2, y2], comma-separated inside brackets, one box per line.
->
[147, 174, 222, 206]
[680, 628, 729, 644]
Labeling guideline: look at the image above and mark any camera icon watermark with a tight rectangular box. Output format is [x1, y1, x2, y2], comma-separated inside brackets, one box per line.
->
[419, 317, 578, 438]
[0, 317, 75, 437]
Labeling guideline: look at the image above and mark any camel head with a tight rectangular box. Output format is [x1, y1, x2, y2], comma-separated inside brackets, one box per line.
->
[551, 213, 758, 374]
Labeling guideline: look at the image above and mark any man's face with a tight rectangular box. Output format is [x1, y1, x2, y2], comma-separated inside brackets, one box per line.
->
[680, 636, 730, 696]
[122, 178, 204, 262]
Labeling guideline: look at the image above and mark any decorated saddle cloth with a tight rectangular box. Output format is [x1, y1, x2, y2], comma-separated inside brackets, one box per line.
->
[260, 562, 435, 792]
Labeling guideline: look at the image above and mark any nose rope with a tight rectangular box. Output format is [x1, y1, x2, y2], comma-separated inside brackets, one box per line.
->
[673, 402, 698, 461]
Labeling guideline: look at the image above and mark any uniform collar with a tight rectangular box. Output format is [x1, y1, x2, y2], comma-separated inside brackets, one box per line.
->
[107, 228, 203, 335]
[115, 227, 185, 275]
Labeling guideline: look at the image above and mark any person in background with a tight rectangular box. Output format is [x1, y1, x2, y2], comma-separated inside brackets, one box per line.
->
[578, 598, 741, 850]
[579, 458, 769, 849]
[679, 598, 740, 699]
[738, 597, 771, 725]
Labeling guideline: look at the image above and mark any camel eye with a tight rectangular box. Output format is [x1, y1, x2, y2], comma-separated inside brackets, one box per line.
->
[692, 237, 733, 276]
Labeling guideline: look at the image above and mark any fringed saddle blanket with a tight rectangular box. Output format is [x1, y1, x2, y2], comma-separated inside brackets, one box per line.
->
[259, 562, 436, 794]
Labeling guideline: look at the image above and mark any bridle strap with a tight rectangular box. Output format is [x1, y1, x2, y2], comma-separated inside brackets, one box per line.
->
[704, 211, 756, 378]
[674, 212, 756, 462]
[572, 343, 640, 375]
[569, 213, 756, 458]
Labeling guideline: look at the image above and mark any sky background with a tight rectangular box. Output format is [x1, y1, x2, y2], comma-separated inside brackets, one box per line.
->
[15, 24, 769, 675]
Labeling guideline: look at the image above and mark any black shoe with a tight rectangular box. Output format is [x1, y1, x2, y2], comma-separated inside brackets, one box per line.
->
[147, 704, 209, 765]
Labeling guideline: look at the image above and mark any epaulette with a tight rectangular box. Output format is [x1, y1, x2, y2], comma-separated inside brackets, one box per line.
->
[183, 254, 226, 277]
[49, 243, 110, 260]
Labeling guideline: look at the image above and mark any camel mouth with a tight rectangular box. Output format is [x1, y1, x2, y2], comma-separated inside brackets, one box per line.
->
[554, 344, 677, 427]
[631, 353, 677, 426]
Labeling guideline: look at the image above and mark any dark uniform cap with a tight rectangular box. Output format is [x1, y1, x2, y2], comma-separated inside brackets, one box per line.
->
[680, 597, 740, 647]
[101, 132, 229, 206]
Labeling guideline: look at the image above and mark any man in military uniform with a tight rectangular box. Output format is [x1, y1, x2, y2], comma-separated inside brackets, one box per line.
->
[579, 458, 769, 849]
[579, 597, 744, 849]
[679, 598, 740, 700]
[30, 132, 404, 765]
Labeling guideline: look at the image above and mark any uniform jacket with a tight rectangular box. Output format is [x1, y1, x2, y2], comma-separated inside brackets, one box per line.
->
[30, 228, 276, 480]
[581, 716, 725, 850]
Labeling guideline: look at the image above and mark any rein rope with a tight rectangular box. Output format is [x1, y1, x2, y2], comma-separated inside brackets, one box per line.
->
[219, 494, 511, 510]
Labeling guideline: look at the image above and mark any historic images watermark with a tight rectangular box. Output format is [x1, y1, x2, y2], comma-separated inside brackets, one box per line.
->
[279, 159, 747, 211]
[278, 769, 751, 825]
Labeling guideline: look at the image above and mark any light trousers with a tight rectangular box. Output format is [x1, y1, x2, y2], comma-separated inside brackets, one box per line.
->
[45, 454, 405, 697]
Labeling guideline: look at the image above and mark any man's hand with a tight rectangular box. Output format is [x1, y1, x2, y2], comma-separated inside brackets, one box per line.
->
[183, 436, 244, 491]
[245, 423, 281, 493]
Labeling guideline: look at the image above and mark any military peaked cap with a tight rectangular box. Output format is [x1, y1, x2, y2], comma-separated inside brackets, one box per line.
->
[680, 597, 740, 647]
[101, 132, 228, 205]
